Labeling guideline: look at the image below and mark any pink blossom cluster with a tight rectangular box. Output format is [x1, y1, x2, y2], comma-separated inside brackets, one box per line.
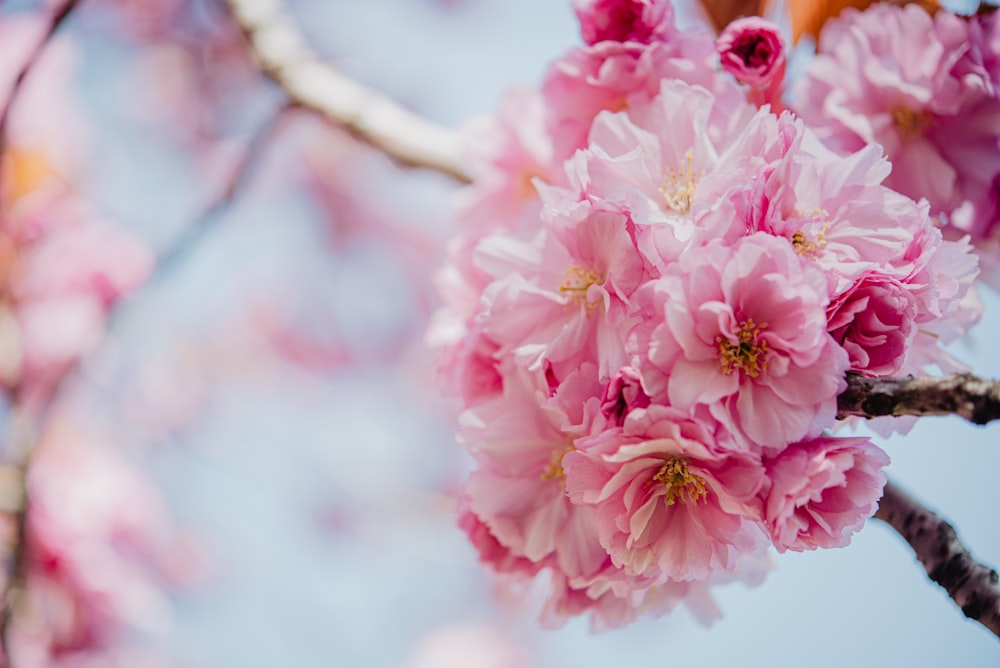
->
[0, 148, 152, 410]
[431, 0, 983, 630]
[1, 422, 200, 666]
[795, 4, 1000, 287]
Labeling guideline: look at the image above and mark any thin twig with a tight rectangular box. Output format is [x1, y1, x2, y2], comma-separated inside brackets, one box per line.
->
[152, 101, 297, 278]
[224, 0, 471, 184]
[0, 0, 83, 156]
[875, 480, 1000, 638]
[837, 372, 1000, 425]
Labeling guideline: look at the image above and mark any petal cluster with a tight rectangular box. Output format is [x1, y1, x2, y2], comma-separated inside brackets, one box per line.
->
[432, 0, 982, 630]
[795, 4, 1000, 287]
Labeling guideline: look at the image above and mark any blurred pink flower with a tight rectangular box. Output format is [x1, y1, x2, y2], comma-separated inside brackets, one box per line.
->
[572, 0, 674, 46]
[763, 436, 890, 552]
[795, 5, 1000, 248]
[541, 22, 724, 160]
[3, 421, 200, 665]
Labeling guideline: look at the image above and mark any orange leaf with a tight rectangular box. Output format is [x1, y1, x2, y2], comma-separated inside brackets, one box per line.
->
[782, 0, 940, 45]
[696, 0, 769, 34]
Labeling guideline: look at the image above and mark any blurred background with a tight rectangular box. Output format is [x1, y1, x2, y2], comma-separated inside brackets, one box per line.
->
[0, 0, 999, 666]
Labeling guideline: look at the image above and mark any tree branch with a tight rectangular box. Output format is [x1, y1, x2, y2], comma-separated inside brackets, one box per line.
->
[225, 0, 471, 184]
[0, 0, 83, 156]
[837, 372, 1000, 425]
[875, 480, 1000, 638]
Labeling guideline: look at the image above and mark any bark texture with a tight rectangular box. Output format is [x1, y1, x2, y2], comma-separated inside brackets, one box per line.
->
[875, 481, 1000, 638]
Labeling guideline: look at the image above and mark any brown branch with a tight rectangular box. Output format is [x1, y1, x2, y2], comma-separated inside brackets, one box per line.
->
[837, 372, 1000, 425]
[875, 480, 1000, 638]
[0, 411, 38, 666]
[225, 0, 471, 184]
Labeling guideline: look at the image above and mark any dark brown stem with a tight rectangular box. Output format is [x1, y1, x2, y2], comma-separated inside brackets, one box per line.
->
[837, 372, 1000, 425]
[225, 0, 471, 184]
[0, 412, 38, 666]
[875, 480, 1000, 638]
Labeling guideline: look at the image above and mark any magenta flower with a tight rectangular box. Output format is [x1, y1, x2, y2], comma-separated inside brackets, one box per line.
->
[827, 273, 919, 377]
[763, 436, 890, 552]
[573, 0, 674, 46]
[716, 16, 786, 108]
[600, 366, 650, 426]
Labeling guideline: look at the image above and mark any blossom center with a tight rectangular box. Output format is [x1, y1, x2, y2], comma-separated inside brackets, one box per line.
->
[652, 457, 707, 506]
[717, 318, 769, 378]
[540, 443, 575, 482]
[660, 150, 699, 214]
[890, 105, 930, 139]
[791, 228, 826, 257]
[559, 265, 604, 309]
[515, 169, 545, 201]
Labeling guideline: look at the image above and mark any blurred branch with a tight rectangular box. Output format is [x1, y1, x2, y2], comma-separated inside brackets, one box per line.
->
[0, 0, 82, 156]
[225, 0, 471, 184]
[837, 373, 1000, 425]
[0, 411, 37, 666]
[153, 101, 296, 277]
[875, 480, 1000, 638]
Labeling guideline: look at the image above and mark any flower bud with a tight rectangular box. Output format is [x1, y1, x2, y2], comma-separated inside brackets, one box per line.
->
[716, 16, 786, 88]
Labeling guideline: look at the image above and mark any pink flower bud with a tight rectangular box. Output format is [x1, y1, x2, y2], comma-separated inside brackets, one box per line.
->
[573, 0, 674, 46]
[716, 16, 786, 88]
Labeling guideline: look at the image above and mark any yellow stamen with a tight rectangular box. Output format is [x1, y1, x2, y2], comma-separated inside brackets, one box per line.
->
[890, 105, 930, 139]
[717, 318, 769, 378]
[652, 457, 708, 506]
[514, 169, 544, 202]
[660, 150, 700, 214]
[559, 265, 604, 310]
[541, 444, 575, 482]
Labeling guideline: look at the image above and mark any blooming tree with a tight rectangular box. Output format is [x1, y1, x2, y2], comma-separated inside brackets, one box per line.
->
[0, 0, 999, 664]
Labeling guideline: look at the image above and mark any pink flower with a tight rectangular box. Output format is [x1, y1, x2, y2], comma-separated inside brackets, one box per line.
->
[716, 17, 786, 94]
[457, 496, 544, 578]
[564, 79, 753, 271]
[827, 273, 919, 377]
[564, 406, 766, 581]
[459, 367, 608, 579]
[763, 436, 890, 552]
[476, 207, 646, 379]
[640, 233, 849, 452]
[795, 4, 1000, 244]
[573, 0, 674, 46]
[11, 421, 196, 664]
[433, 322, 503, 406]
[541, 29, 724, 160]
[600, 366, 650, 427]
